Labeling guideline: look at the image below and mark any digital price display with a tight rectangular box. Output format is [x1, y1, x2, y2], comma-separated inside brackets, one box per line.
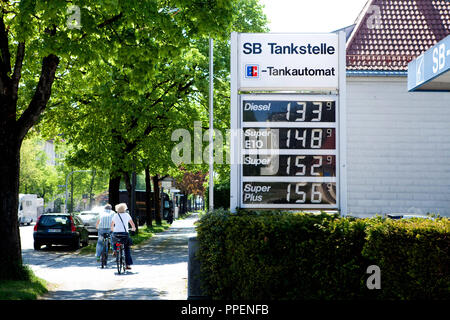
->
[243, 128, 336, 149]
[242, 182, 336, 205]
[243, 100, 336, 122]
[243, 154, 336, 177]
[240, 96, 339, 209]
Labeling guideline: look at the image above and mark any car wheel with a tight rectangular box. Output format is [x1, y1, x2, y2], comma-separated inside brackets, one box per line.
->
[72, 237, 80, 250]
[82, 237, 89, 247]
[34, 242, 41, 250]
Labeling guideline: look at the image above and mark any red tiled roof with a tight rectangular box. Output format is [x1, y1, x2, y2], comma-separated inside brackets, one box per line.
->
[346, 0, 450, 71]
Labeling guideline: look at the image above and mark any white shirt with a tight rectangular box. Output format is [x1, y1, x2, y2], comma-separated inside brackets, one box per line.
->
[112, 212, 133, 233]
[98, 210, 114, 229]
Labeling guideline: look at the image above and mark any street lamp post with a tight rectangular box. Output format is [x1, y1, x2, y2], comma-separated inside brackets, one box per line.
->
[64, 170, 91, 213]
[209, 37, 214, 212]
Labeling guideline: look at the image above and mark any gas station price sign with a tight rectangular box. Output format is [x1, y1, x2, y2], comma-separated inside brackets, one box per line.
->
[230, 32, 346, 213]
[240, 95, 339, 209]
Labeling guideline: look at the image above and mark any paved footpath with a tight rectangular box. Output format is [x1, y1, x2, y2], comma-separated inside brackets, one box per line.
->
[33, 213, 199, 300]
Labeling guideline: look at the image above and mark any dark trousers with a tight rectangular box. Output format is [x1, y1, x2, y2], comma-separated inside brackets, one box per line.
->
[112, 232, 133, 266]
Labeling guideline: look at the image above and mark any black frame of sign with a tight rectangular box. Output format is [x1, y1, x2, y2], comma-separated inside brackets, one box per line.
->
[240, 94, 339, 209]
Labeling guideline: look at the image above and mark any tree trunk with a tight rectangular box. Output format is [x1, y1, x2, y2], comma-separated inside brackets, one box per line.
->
[152, 175, 162, 225]
[88, 169, 96, 210]
[144, 166, 153, 227]
[0, 135, 24, 280]
[0, 15, 59, 280]
[70, 169, 74, 213]
[183, 194, 188, 214]
[108, 174, 121, 209]
[122, 171, 138, 232]
[123, 171, 132, 207]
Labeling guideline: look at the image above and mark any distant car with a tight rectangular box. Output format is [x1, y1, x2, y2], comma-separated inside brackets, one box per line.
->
[387, 214, 434, 220]
[33, 213, 89, 250]
[78, 210, 101, 235]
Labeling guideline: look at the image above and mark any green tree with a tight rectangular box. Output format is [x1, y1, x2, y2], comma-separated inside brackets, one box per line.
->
[19, 133, 59, 200]
[42, 1, 268, 215]
[1, 0, 240, 280]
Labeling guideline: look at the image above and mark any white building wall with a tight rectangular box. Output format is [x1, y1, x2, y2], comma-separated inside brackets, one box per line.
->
[43, 140, 56, 165]
[346, 76, 450, 217]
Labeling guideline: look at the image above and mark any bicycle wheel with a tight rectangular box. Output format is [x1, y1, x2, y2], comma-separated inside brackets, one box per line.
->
[116, 245, 122, 274]
[101, 241, 108, 268]
[120, 245, 126, 274]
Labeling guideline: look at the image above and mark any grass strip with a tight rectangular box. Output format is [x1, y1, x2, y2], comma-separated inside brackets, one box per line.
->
[0, 267, 48, 300]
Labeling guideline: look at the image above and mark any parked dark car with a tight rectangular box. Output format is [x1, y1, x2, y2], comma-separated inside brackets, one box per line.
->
[33, 213, 89, 250]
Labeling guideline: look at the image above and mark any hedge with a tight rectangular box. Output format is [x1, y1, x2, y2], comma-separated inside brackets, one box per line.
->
[196, 210, 449, 300]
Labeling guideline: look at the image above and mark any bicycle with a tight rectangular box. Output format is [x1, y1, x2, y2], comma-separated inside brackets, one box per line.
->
[100, 232, 111, 269]
[114, 234, 127, 274]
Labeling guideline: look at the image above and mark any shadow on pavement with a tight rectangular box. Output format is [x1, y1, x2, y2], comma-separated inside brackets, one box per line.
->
[40, 287, 166, 300]
[32, 212, 200, 300]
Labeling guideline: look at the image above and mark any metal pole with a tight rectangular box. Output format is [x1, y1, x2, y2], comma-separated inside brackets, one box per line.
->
[209, 37, 214, 212]
[338, 31, 348, 217]
[230, 32, 238, 213]
[160, 186, 164, 220]
[131, 167, 137, 225]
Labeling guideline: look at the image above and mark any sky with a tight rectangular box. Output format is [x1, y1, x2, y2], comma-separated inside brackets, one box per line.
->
[259, 0, 370, 33]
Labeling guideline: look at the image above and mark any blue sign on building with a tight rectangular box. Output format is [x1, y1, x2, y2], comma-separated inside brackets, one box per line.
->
[408, 35, 450, 92]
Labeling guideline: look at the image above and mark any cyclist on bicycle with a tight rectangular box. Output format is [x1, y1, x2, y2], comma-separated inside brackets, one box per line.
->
[95, 204, 115, 262]
[111, 203, 136, 270]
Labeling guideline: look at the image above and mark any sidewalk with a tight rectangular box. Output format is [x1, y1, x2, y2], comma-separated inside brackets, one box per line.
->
[37, 212, 199, 300]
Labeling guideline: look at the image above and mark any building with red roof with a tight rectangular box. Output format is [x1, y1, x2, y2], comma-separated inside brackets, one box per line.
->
[347, 0, 449, 73]
[342, 0, 450, 217]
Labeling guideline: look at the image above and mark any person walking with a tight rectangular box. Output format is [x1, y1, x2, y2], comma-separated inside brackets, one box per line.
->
[111, 203, 136, 270]
[95, 204, 115, 262]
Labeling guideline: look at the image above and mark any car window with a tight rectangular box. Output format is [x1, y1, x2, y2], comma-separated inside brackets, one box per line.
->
[81, 212, 98, 216]
[39, 215, 70, 227]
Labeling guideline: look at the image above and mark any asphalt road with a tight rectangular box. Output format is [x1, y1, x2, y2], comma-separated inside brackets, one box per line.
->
[20, 213, 199, 300]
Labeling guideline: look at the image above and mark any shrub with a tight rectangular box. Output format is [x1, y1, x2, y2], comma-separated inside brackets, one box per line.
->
[362, 217, 449, 300]
[196, 210, 449, 300]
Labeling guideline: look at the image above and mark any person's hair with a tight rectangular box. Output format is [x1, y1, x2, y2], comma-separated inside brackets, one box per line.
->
[105, 204, 112, 210]
[115, 203, 127, 213]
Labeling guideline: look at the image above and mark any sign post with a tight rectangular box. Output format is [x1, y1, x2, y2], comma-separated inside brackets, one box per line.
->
[230, 32, 347, 215]
[209, 37, 214, 212]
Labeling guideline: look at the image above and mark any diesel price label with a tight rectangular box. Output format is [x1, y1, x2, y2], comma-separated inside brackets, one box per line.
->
[242, 100, 335, 122]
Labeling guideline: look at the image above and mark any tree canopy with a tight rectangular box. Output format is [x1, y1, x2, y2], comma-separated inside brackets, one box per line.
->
[0, 0, 267, 280]
[40, 0, 268, 182]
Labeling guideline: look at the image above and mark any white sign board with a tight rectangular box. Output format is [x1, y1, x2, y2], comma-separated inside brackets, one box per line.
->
[238, 33, 339, 91]
[161, 181, 172, 189]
